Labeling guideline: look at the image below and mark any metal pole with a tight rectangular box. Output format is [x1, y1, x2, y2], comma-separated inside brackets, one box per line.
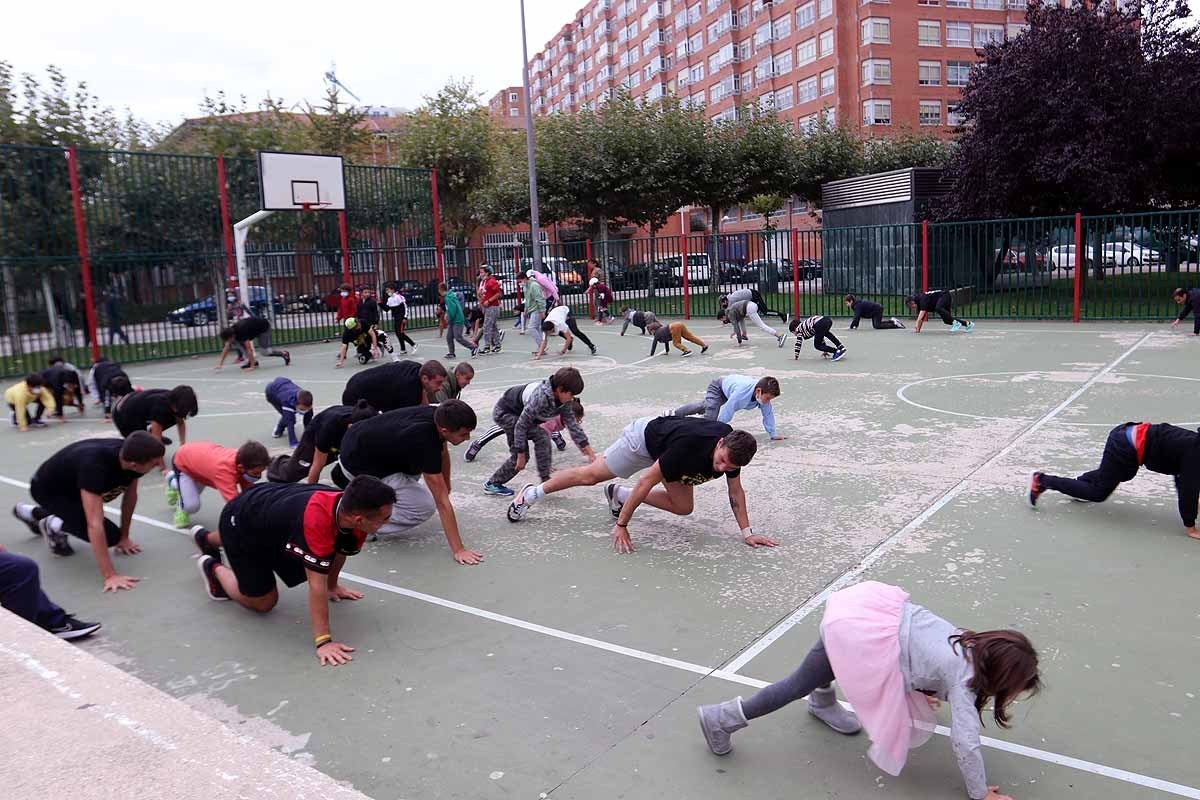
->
[66, 147, 100, 362]
[430, 169, 446, 283]
[1073, 212, 1083, 323]
[519, 0, 543, 274]
[234, 210, 275, 310]
[338, 210, 353, 285]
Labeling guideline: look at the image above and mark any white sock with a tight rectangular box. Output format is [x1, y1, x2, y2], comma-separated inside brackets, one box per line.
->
[14, 503, 36, 522]
[523, 484, 546, 505]
[46, 515, 64, 534]
[615, 486, 632, 503]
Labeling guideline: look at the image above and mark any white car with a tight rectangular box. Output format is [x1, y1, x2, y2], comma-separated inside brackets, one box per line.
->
[659, 253, 712, 285]
[1049, 242, 1161, 270]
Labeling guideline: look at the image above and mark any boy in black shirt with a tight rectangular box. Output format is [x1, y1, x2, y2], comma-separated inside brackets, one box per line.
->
[1170, 287, 1200, 335]
[507, 416, 776, 554]
[191, 476, 396, 666]
[905, 290, 974, 333]
[266, 401, 379, 484]
[215, 316, 291, 370]
[113, 385, 198, 446]
[844, 294, 904, 330]
[356, 287, 382, 356]
[12, 432, 165, 591]
[333, 400, 483, 565]
[340, 359, 447, 411]
[88, 358, 130, 418]
[1031, 422, 1200, 540]
[41, 360, 86, 418]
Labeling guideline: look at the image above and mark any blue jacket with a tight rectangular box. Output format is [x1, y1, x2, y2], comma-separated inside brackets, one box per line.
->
[265, 376, 311, 446]
[717, 375, 776, 438]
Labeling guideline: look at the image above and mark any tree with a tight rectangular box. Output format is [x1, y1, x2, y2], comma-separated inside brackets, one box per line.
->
[790, 118, 864, 208]
[166, 91, 308, 158]
[938, 0, 1200, 219]
[472, 129, 534, 229]
[746, 193, 788, 230]
[395, 79, 497, 243]
[862, 129, 952, 175]
[304, 86, 372, 161]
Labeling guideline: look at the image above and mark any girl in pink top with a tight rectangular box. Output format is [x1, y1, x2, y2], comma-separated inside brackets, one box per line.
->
[166, 440, 271, 528]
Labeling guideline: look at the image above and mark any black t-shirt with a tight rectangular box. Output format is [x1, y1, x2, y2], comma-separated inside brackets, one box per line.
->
[339, 405, 443, 478]
[41, 364, 79, 394]
[92, 360, 125, 392]
[356, 297, 380, 326]
[643, 417, 739, 486]
[234, 316, 270, 342]
[113, 389, 177, 434]
[221, 482, 367, 574]
[916, 291, 948, 312]
[341, 325, 364, 345]
[340, 360, 423, 411]
[31, 438, 142, 503]
[294, 405, 359, 464]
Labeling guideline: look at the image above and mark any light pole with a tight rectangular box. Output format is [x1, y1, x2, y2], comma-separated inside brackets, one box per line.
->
[519, 0, 544, 274]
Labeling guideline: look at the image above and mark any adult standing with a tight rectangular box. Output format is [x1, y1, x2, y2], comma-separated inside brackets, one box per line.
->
[384, 284, 417, 354]
[105, 289, 130, 345]
[519, 273, 546, 352]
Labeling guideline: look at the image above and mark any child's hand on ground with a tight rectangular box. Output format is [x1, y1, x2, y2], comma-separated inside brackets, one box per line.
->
[316, 641, 355, 666]
[113, 538, 141, 555]
[612, 524, 634, 554]
[453, 548, 484, 565]
[984, 787, 1014, 800]
[742, 533, 778, 548]
[102, 574, 141, 592]
[328, 584, 364, 602]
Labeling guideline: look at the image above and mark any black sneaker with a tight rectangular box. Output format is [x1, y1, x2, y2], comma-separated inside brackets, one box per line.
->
[191, 525, 221, 561]
[161, 436, 173, 446]
[49, 616, 102, 640]
[30, 419, 48, 428]
[465, 437, 485, 462]
[39, 517, 74, 556]
[551, 431, 567, 451]
[198, 555, 229, 601]
[701, 345, 709, 354]
[589, 346, 597, 356]
[12, 505, 41, 536]
[283, 350, 292, 366]
[1029, 472, 1044, 507]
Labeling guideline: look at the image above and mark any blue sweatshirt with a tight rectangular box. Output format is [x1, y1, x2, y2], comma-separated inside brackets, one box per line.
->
[717, 375, 776, 437]
[265, 376, 311, 446]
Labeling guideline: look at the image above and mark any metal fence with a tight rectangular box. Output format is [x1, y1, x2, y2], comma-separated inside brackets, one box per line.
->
[2, 140, 1199, 378]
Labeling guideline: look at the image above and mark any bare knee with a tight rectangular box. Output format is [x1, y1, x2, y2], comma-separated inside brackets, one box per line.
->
[245, 592, 279, 613]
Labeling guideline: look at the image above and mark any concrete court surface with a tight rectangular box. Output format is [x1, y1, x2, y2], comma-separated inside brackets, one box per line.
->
[0, 317, 1197, 800]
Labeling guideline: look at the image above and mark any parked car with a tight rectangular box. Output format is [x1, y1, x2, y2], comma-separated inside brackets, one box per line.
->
[1048, 245, 1086, 270]
[610, 261, 678, 291]
[994, 245, 1046, 270]
[392, 279, 430, 305]
[659, 253, 712, 286]
[446, 275, 478, 303]
[1049, 242, 1161, 270]
[276, 293, 325, 314]
[168, 285, 271, 327]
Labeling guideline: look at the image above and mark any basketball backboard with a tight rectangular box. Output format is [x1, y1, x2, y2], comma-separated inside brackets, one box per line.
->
[257, 151, 347, 211]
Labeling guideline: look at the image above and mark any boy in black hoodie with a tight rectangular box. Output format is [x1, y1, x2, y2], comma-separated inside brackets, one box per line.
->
[1030, 422, 1200, 540]
[844, 294, 904, 330]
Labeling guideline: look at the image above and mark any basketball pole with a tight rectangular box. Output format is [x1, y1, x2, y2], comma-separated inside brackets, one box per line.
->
[518, 0, 543, 275]
[234, 210, 274, 310]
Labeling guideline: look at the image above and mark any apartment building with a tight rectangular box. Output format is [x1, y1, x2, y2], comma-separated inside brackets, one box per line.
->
[523, 0, 1037, 134]
[488, 86, 529, 130]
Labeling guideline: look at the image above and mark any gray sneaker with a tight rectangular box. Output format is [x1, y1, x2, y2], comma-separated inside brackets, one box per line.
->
[39, 516, 74, 556]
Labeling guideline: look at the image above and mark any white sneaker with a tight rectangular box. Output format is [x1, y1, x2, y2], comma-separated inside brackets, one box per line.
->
[604, 483, 624, 519]
[891, 317, 906, 328]
[506, 483, 536, 522]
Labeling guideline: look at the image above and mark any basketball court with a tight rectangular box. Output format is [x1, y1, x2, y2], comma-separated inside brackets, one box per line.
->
[1, 313, 1197, 800]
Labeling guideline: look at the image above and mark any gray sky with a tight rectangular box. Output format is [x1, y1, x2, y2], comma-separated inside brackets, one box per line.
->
[1, 0, 570, 127]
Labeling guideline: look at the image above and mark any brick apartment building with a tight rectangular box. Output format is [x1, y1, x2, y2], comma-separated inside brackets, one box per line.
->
[488, 86, 529, 130]
[522, 0, 1033, 137]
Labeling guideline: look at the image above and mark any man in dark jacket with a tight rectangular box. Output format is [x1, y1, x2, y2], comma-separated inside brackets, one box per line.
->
[844, 294, 904, 330]
[1170, 287, 1200, 334]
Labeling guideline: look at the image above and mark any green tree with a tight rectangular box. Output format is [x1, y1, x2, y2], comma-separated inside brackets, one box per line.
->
[790, 118, 864, 208]
[862, 129, 952, 174]
[395, 79, 497, 243]
[166, 91, 307, 158]
[746, 193, 788, 230]
[304, 85, 372, 161]
[472, 129, 533, 228]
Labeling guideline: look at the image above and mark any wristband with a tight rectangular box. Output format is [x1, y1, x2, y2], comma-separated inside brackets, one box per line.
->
[314, 634, 333, 648]
[615, 522, 628, 528]
[740, 527, 754, 537]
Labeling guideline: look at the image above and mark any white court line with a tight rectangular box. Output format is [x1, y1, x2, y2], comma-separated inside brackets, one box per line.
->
[0, 469, 1196, 797]
[721, 332, 1156, 675]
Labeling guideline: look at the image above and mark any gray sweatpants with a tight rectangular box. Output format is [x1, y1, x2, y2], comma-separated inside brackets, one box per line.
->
[483, 305, 501, 348]
[446, 323, 474, 356]
[488, 409, 553, 485]
[377, 472, 437, 535]
[526, 310, 545, 347]
[673, 378, 725, 419]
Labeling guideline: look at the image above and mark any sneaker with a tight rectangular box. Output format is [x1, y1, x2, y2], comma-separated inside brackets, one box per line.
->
[1029, 472, 1044, 507]
[891, 317, 906, 329]
[507, 483, 536, 523]
[39, 517, 73, 556]
[483, 482, 516, 496]
[951, 320, 963, 332]
[445, 353, 456, 359]
[604, 483, 624, 519]
[165, 473, 181, 506]
[498, 330, 506, 344]
[479, 346, 493, 355]
[240, 362, 257, 370]
[30, 419, 48, 428]
[551, 431, 567, 451]
[493, 344, 503, 353]
[831, 348, 847, 362]
[701, 345, 709, 354]
[465, 438, 485, 462]
[470, 347, 479, 357]
[49, 616, 102, 640]
[589, 346, 597, 356]
[964, 321, 975, 332]
[173, 507, 191, 529]
[161, 436, 173, 446]
[410, 342, 418, 354]
[283, 350, 291, 366]
[191, 525, 221, 561]
[197, 555, 229, 601]
[776, 333, 786, 348]
[12, 505, 41, 536]
[681, 350, 693, 357]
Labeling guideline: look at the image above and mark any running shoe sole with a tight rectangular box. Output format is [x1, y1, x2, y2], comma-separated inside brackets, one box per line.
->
[12, 505, 40, 536]
[197, 556, 229, 601]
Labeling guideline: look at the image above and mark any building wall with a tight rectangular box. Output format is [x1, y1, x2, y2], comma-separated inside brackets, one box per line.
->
[523, 0, 1035, 134]
[488, 86, 529, 130]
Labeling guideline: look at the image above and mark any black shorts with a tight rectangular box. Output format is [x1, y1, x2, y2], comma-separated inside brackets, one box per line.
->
[31, 480, 120, 546]
[218, 504, 306, 597]
[266, 452, 310, 484]
[342, 327, 365, 345]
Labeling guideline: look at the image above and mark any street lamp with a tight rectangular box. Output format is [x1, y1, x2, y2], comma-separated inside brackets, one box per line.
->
[519, 0, 544, 274]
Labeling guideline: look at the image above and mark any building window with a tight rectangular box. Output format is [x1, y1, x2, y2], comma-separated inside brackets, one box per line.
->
[773, 15, 792, 40]
[509, 92, 519, 102]
[774, 50, 793, 75]
[797, 37, 817, 65]
[1007, 23, 1029, 38]
[975, 0, 1003, 8]
[754, 22, 774, 48]
[863, 99, 892, 125]
[774, 85, 794, 110]
[821, 106, 836, 125]
[946, 0, 970, 6]
[918, 60, 941, 85]
[947, 102, 965, 125]
[819, 0, 833, 16]
[798, 113, 818, 133]
[690, 63, 706, 82]
[918, 20, 940, 46]
[820, 68, 835, 95]
[946, 21, 971, 47]
[975, 23, 1004, 46]
[509, 108, 519, 117]
[798, 75, 818, 103]
[946, 60, 971, 86]
[707, 0, 723, 10]
[919, 100, 941, 126]
[918, 0, 940, 4]
[820, 29, 834, 56]
[690, 90, 706, 107]
[861, 58, 892, 85]
[796, 1, 816, 28]
[861, 18, 891, 44]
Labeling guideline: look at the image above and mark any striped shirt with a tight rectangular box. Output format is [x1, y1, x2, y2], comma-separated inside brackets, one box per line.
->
[792, 315, 830, 356]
